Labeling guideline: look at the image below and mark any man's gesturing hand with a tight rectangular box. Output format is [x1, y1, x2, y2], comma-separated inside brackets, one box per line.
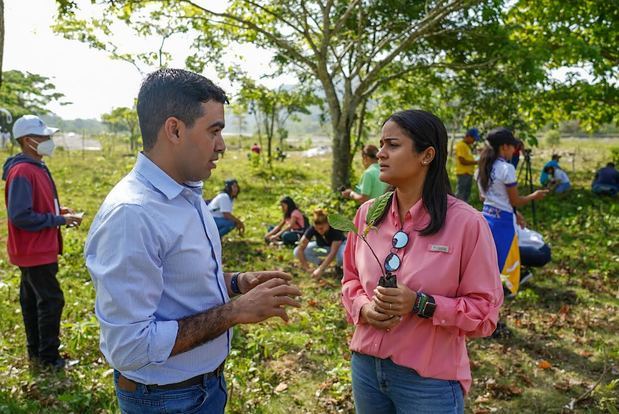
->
[232, 278, 301, 324]
[238, 271, 292, 294]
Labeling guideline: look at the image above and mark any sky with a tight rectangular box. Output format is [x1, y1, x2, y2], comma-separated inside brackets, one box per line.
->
[3, 0, 283, 120]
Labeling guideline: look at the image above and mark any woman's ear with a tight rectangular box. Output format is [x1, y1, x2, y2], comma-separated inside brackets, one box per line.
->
[421, 147, 436, 165]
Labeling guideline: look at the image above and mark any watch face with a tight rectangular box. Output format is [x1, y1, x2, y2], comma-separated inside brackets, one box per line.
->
[422, 301, 437, 318]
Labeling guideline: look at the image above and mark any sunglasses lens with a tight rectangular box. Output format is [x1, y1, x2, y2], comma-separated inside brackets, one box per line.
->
[384, 253, 401, 272]
[392, 231, 409, 249]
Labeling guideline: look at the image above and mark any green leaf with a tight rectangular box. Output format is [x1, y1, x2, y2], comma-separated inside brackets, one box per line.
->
[328, 214, 358, 234]
[366, 191, 393, 228]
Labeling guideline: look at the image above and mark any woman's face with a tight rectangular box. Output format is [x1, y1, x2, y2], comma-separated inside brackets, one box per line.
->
[314, 222, 330, 236]
[280, 202, 288, 214]
[377, 120, 433, 188]
[501, 144, 516, 160]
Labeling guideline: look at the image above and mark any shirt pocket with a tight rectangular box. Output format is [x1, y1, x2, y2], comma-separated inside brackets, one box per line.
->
[411, 243, 457, 292]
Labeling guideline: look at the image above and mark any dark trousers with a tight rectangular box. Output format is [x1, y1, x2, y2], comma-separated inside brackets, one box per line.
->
[19, 263, 65, 363]
[520, 244, 552, 268]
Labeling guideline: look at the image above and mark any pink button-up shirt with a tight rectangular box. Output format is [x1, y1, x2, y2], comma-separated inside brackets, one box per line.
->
[342, 194, 503, 393]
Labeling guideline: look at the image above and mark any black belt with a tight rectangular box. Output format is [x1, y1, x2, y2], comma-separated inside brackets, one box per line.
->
[118, 361, 225, 392]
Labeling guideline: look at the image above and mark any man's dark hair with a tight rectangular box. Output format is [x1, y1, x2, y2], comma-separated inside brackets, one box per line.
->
[137, 68, 228, 151]
[607, 162, 615, 168]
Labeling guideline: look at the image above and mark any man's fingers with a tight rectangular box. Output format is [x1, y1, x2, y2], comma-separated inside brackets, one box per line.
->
[274, 296, 301, 308]
[257, 271, 292, 282]
[269, 284, 302, 298]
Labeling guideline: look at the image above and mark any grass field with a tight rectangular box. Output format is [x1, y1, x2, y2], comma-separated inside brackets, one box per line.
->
[0, 137, 617, 413]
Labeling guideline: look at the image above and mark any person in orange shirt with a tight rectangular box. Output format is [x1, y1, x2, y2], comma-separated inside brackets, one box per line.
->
[342, 110, 503, 413]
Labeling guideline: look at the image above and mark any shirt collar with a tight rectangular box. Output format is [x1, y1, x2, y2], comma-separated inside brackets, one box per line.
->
[134, 152, 190, 200]
[387, 192, 430, 230]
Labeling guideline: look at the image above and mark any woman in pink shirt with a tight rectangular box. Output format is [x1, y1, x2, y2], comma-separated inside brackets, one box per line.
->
[264, 196, 307, 246]
[342, 110, 503, 413]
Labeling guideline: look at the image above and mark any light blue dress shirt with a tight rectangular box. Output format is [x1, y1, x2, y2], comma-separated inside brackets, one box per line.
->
[85, 153, 231, 385]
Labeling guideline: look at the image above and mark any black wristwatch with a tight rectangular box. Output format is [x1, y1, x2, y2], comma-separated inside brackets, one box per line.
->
[413, 292, 436, 319]
[230, 272, 242, 295]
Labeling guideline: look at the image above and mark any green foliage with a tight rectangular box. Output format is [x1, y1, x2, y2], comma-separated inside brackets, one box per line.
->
[545, 129, 561, 147]
[327, 214, 357, 234]
[101, 106, 140, 151]
[364, 191, 392, 230]
[0, 70, 66, 129]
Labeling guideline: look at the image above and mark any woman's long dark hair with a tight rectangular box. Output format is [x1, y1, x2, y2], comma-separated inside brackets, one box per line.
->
[280, 196, 298, 219]
[478, 128, 509, 192]
[383, 110, 452, 236]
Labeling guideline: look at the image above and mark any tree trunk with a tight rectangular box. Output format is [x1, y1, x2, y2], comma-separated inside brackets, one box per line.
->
[0, 0, 4, 88]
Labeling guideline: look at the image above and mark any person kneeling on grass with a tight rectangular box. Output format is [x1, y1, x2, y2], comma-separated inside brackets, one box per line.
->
[264, 196, 307, 246]
[515, 212, 551, 287]
[294, 209, 347, 278]
[208, 178, 245, 237]
[543, 165, 571, 193]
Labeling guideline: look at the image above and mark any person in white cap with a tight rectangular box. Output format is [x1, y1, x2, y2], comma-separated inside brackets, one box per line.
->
[2, 115, 82, 370]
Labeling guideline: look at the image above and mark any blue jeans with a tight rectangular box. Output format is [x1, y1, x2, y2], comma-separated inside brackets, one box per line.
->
[351, 353, 464, 414]
[213, 216, 236, 237]
[294, 240, 346, 266]
[114, 371, 227, 414]
[555, 182, 571, 193]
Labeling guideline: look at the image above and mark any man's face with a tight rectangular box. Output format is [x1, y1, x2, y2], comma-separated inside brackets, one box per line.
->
[177, 101, 226, 182]
[464, 135, 475, 145]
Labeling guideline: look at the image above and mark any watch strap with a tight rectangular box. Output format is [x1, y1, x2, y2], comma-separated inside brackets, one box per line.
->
[230, 272, 242, 295]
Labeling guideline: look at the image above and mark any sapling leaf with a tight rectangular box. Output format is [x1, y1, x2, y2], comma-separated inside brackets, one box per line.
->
[328, 214, 359, 234]
[366, 191, 393, 227]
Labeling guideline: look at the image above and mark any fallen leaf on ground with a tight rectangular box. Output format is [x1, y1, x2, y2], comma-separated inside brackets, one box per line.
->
[274, 382, 288, 393]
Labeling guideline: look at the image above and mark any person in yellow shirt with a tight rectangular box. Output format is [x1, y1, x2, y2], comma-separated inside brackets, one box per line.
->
[454, 128, 480, 202]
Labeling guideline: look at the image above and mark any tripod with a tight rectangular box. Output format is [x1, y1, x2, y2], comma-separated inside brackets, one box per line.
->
[518, 150, 537, 225]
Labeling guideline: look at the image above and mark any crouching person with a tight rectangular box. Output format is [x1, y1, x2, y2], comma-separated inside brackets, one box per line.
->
[294, 209, 347, 279]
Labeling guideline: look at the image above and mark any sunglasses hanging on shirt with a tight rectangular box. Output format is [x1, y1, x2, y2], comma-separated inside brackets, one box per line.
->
[379, 230, 409, 288]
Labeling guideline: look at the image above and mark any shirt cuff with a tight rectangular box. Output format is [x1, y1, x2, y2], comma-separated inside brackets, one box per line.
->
[351, 295, 371, 325]
[147, 320, 179, 364]
[54, 215, 66, 226]
[430, 295, 456, 327]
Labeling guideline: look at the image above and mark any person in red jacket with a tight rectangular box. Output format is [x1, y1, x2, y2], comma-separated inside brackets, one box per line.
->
[2, 115, 82, 369]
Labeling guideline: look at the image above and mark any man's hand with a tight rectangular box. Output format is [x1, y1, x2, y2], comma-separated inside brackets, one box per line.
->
[63, 213, 83, 228]
[360, 302, 400, 330]
[373, 285, 417, 317]
[238, 271, 292, 294]
[236, 221, 245, 235]
[60, 207, 75, 215]
[232, 278, 301, 324]
[515, 211, 527, 228]
[341, 188, 352, 199]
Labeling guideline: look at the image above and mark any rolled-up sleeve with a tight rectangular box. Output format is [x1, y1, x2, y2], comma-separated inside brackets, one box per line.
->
[85, 204, 178, 372]
[431, 215, 503, 337]
[341, 207, 371, 325]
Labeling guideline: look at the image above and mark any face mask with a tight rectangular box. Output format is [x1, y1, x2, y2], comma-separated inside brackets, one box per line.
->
[28, 138, 56, 156]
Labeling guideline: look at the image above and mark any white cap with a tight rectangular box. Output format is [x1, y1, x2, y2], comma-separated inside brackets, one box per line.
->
[12, 115, 59, 139]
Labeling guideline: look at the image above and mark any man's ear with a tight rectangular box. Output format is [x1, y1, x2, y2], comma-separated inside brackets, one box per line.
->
[163, 117, 182, 144]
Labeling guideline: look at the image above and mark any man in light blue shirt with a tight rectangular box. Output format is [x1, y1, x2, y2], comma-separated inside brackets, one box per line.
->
[85, 69, 301, 414]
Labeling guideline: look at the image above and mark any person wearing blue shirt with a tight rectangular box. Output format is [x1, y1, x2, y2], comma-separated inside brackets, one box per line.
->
[84, 69, 301, 414]
[592, 162, 619, 196]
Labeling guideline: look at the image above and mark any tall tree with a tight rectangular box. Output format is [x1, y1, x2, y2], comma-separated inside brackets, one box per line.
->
[101, 106, 140, 152]
[237, 79, 316, 164]
[0, 0, 4, 88]
[54, 0, 501, 190]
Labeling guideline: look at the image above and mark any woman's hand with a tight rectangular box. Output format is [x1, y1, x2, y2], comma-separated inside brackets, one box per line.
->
[360, 302, 401, 330]
[531, 189, 549, 200]
[373, 285, 417, 317]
